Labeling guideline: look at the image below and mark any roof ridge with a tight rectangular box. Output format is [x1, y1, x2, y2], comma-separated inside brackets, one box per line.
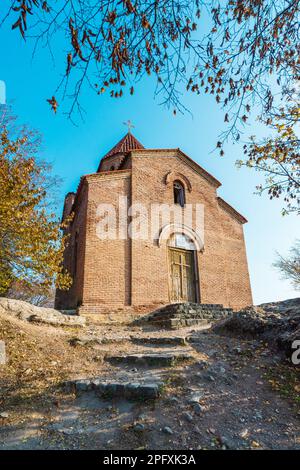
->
[102, 132, 144, 160]
[217, 196, 247, 224]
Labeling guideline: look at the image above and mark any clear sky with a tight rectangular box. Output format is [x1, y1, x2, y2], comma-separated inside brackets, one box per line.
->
[1, 18, 299, 305]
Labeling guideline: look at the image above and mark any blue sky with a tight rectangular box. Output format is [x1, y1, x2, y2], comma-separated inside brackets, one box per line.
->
[0, 18, 299, 305]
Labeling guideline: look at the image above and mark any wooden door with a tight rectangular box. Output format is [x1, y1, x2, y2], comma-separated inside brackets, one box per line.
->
[168, 248, 196, 302]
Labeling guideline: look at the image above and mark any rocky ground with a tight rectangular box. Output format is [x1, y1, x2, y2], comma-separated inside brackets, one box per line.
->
[213, 298, 300, 358]
[0, 298, 299, 450]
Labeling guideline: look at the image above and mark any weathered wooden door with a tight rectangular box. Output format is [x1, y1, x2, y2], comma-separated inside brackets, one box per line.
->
[168, 248, 196, 302]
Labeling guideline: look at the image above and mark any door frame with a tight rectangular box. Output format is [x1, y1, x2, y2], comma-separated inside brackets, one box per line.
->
[167, 246, 200, 303]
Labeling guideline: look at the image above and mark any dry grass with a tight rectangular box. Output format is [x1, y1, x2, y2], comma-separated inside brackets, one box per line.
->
[0, 312, 110, 417]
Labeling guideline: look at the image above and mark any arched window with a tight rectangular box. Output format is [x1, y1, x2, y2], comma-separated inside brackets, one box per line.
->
[168, 233, 196, 250]
[158, 223, 204, 252]
[173, 181, 185, 207]
[110, 165, 115, 171]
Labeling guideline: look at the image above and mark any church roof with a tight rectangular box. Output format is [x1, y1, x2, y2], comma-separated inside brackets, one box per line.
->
[102, 132, 144, 160]
[66, 136, 247, 225]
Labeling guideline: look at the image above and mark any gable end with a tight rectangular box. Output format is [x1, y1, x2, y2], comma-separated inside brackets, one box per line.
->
[217, 197, 247, 224]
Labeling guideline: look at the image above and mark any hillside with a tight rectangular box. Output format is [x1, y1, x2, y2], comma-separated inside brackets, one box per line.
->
[0, 298, 299, 450]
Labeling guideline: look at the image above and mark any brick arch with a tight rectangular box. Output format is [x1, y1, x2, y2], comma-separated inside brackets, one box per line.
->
[164, 171, 192, 192]
[158, 223, 204, 252]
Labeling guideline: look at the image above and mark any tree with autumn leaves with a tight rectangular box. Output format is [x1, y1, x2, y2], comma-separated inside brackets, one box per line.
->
[1, 0, 299, 214]
[0, 108, 72, 299]
[239, 105, 300, 215]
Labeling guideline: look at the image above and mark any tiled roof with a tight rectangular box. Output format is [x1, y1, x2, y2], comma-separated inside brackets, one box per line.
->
[102, 132, 144, 160]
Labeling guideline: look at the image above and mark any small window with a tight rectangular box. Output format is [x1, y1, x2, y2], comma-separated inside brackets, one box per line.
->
[173, 181, 185, 207]
[110, 165, 115, 171]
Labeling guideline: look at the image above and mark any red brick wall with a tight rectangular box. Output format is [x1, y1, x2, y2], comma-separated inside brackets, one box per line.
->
[55, 181, 88, 309]
[98, 154, 128, 172]
[217, 206, 253, 308]
[80, 171, 132, 313]
[129, 150, 252, 309]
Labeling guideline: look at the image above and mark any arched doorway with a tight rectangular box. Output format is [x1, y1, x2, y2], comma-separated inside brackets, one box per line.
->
[167, 233, 199, 303]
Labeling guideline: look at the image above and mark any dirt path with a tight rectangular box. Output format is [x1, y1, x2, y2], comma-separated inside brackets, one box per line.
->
[0, 319, 299, 450]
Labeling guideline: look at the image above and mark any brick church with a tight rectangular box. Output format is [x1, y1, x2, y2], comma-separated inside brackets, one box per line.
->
[55, 132, 252, 315]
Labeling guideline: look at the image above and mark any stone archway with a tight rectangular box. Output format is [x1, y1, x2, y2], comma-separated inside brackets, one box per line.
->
[158, 223, 204, 252]
[164, 171, 192, 192]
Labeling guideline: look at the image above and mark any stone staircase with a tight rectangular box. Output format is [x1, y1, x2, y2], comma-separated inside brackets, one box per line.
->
[131, 336, 188, 346]
[66, 379, 162, 400]
[66, 334, 198, 401]
[106, 350, 193, 367]
[65, 304, 234, 402]
[134, 302, 233, 329]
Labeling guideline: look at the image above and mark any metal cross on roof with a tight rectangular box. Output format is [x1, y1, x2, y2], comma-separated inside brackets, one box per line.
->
[123, 120, 135, 133]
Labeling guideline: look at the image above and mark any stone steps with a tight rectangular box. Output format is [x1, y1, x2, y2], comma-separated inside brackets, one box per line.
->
[150, 312, 215, 321]
[156, 303, 224, 310]
[152, 304, 226, 314]
[130, 336, 188, 346]
[150, 309, 233, 320]
[69, 336, 128, 347]
[66, 379, 162, 400]
[105, 351, 194, 367]
[150, 318, 209, 330]
[134, 302, 233, 328]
